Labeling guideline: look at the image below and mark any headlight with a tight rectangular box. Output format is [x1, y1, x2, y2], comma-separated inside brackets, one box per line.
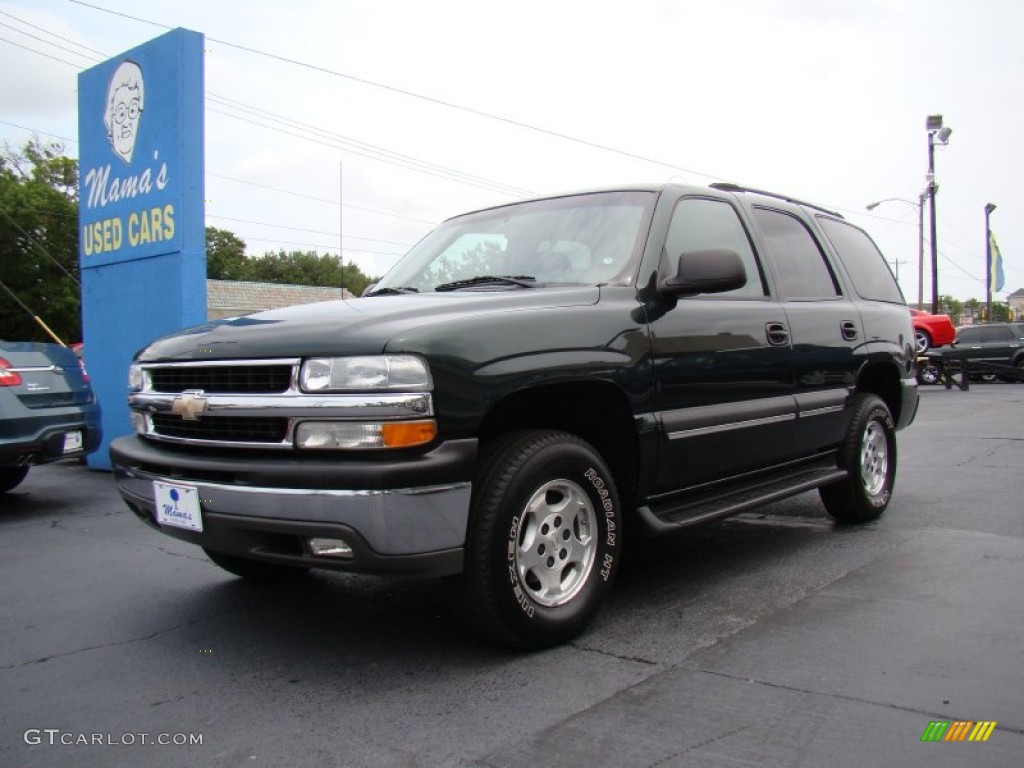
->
[299, 355, 431, 392]
[128, 363, 144, 391]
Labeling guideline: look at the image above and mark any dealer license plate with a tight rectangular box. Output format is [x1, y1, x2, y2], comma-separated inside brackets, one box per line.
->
[154, 481, 203, 532]
[62, 431, 83, 454]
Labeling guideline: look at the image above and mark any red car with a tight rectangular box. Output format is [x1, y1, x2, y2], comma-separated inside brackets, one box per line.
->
[910, 309, 955, 354]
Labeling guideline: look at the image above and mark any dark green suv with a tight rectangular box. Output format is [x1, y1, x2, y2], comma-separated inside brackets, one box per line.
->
[111, 183, 918, 648]
[925, 322, 1024, 383]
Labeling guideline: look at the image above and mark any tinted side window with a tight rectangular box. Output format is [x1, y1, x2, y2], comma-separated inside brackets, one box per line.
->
[984, 326, 1015, 342]
[963, 326, 1012, 343]
[752, 208, 840, 299]
[817, 217, 904, 304]
[663, 198, 766, 297]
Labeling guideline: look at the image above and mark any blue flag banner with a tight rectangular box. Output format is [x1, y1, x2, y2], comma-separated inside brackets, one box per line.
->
[990, 231, 1005, 294]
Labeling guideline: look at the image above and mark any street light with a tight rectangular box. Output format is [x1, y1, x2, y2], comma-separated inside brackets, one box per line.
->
[926, 114, 952, 314]
[866, 195, 927, 305]
[985, 202, 997, 321]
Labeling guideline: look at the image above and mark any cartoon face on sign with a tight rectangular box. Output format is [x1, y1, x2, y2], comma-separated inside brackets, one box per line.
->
[103, 60, 145, 164]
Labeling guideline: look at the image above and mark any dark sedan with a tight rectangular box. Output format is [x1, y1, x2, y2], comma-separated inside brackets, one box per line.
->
[0, 341, 102, 492]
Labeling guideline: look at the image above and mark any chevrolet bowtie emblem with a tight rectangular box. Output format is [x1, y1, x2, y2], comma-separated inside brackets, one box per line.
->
[171, 390, 208, 421]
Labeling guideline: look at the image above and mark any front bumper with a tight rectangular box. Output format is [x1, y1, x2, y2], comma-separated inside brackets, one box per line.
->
[110, 435, 476, 577]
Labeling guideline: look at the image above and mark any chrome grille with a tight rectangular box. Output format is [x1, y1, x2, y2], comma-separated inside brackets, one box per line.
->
[149, 365, 293, 394]
[151, 414, 289, 443]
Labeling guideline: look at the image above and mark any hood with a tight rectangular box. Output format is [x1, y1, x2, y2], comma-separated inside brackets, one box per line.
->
[137, 286, 600, 361]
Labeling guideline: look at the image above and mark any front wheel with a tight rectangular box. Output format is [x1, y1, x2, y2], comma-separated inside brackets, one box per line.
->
[457, 430, 621, 649]
[820, 394, 897, 524]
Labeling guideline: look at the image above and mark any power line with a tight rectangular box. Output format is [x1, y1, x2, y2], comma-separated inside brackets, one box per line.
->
[0, 203, 81, 286]
[0, 120, 78, 146]
[206, 105, 530, 199]
[207, 94, 535, 198]
[0, 34, 84, 67]
[0, 9, 107, 57]
[68, 0, 722, 182]
[0, 20, 100, 63]
[2, 10, 530, 207]
[239, 234, 403, 257]
[0, 24, 530, 201]
[207, 173, 437, 224]
[208, 215, 415, 246]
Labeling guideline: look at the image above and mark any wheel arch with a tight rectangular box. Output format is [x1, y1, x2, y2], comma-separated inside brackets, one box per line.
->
[855, 362, 902, 422]
[478, 381, 639, 509]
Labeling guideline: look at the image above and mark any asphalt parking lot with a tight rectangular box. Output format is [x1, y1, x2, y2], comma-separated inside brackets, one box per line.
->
[1, 384, 1022, 767]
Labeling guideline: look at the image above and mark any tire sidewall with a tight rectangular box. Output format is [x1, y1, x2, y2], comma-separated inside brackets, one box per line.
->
[857, 400, 897, 511]
[483, 436, 620, 645]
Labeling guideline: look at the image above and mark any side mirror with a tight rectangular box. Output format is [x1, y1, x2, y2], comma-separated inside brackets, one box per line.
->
[659, 248, 746, 297]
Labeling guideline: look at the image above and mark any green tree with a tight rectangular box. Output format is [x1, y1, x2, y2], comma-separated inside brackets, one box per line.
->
[0, 140, 81, 343]
[939, 295, 964, 319]
[245, 248, 377, 297]
[206, 226, 249, 280]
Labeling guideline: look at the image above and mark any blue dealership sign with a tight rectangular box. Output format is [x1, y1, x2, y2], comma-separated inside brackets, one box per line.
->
[78, 28, 206, 468]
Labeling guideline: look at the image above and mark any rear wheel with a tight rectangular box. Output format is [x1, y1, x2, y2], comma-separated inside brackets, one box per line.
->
[456, 430, 620, 649]
[0, 466, 30, 494]
[202, 548, 309, 580]
[820, 394, 897, 524]
[916, 361, 941, 386]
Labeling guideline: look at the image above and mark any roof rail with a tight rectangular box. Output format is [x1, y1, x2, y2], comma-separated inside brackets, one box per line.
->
[709, 182, 844, 219]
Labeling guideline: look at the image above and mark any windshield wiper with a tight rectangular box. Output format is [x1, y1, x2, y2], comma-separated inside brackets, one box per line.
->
[434, 275, 536, 292]
[364, 286, 420, 296]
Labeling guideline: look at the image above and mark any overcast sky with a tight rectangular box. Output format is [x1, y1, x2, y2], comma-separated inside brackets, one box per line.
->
[2, 0, 1022, 303]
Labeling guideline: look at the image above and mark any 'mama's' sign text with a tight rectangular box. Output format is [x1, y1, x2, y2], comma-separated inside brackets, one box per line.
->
[81, 158, 174, 256]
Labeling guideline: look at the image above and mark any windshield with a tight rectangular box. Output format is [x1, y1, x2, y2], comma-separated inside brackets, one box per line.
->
[373, 191, 655, 293]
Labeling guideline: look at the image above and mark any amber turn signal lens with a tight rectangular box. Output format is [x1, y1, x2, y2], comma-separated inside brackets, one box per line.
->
[381, 420, 437, 448]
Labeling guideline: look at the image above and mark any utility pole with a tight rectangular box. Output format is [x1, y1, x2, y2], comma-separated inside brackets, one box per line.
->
[926, 114, 952, 314]
[344, 159, 348, 296]
[917, 191, 926, 309]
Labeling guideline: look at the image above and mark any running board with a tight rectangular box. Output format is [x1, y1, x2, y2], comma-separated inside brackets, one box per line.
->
[636, 466, 848, 534]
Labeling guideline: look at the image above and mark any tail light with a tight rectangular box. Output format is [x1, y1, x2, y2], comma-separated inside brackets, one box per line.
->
[0, 358, 23, 387]
[77, 358, 90, 383]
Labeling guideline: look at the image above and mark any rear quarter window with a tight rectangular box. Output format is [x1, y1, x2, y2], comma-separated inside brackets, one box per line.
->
[816, 217, 905, 304]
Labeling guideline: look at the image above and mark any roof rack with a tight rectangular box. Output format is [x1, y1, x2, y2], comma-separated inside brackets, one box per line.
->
[709, 182, 844, 220]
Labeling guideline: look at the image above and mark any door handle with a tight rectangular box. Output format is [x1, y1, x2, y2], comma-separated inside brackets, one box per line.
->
[766, 322, 789, 346]
[841, 320, 858, 341]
